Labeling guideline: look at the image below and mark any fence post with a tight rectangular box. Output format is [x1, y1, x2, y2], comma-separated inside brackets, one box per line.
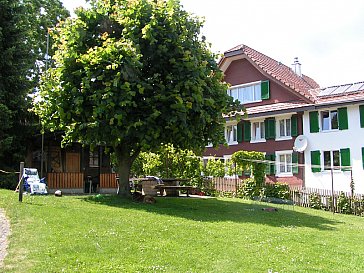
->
[18, 162, 24, 202]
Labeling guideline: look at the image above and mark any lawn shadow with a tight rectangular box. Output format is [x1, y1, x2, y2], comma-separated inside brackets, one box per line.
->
[81, 195, 340, 231]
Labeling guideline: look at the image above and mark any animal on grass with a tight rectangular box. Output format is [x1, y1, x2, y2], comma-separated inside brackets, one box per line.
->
[262, 207, 278, 212]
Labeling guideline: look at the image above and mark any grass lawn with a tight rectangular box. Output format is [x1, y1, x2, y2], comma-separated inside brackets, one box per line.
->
[0, 189, 363, 272]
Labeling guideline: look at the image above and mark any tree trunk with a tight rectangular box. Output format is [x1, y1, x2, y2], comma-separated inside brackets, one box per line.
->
[114, 144, 138, 197]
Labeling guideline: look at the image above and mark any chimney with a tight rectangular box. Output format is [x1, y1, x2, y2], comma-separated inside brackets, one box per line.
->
[292, 57, 302, 77]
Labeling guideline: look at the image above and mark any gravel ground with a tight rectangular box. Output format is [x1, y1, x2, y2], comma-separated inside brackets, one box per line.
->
[0, 208, 10, 268]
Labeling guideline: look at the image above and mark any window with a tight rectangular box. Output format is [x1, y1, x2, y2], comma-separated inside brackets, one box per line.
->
[280, 118, 291, 137]
[227, 80, 269, 104]
[89, 150, 99, 167]
[252, 121, 265, 141]
[321, 110, 338, 131]
[310, 108, 348, 133]
[323, 150, 340, 170]
[312, 148, 351, 172]
[277, 152, 292, 175]
[225, 124, 237, 144]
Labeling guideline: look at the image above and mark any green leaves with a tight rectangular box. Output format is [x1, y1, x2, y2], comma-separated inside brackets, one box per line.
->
[36, 0, 236, 176]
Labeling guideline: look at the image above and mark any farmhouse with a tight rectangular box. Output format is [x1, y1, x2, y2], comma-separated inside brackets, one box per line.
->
[204, 44, 364, 194]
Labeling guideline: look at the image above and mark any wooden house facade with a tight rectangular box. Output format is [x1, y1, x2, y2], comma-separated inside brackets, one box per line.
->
[26, 132, 118, 193]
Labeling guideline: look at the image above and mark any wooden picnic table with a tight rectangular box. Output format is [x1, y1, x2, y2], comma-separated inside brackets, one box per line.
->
[154, 184, 195, 197]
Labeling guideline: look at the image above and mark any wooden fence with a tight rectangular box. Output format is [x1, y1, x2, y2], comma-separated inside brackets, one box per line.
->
[289, 187, 364, 214]
[210, 177, 364, 215]
[47, 172, 84, 189]
[100, 173, 118, 188]
[211, 177, 243, 192]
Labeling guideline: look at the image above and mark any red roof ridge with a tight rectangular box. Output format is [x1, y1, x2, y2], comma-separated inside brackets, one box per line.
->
[223, 44, 320, 102]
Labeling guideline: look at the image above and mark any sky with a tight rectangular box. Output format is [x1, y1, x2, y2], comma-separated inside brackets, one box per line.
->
[61, 0, 364, 88]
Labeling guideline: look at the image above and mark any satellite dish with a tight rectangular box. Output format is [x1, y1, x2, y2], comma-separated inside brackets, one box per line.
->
[293, 135, 308, 152]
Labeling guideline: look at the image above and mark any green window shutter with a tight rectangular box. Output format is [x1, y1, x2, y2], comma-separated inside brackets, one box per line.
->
[243, 121, 251, 142]
[359, 105, 364, 128]
[265, 154, 271, 175]
[265, 154, 275, 175]
[265, 118, 276, 139]
[340, 148, 351, 171]
[291, 115, 298, 137]
[338, 107, 348, 130]
[261, 80, 270, 100]
[292, 152, 299, 174]
[270, 154, 276, 175]
[237, 123, 243, 143]
[311, 150, 321, 173]
[309, 111, 319, 133]
[362, 147, 364, 169]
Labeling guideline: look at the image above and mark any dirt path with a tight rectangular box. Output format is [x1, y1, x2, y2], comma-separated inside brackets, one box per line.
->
[0, 208, 10, 268]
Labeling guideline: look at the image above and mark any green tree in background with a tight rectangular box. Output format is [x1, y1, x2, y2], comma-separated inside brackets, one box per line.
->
[35, 0, 240, 197]
[0, 0, 69, 170]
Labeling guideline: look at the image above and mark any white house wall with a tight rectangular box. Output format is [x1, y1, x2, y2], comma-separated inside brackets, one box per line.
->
[303, 104, 364, 194]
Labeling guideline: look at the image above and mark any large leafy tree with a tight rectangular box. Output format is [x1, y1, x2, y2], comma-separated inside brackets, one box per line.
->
[0, 0, 69, 170]
[35, 0, 240, 196]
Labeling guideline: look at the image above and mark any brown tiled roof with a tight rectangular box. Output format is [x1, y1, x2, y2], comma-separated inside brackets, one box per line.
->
[224, 100, 312, 119]
[223, 44, 320, 102]
[245, 100, 311, 117]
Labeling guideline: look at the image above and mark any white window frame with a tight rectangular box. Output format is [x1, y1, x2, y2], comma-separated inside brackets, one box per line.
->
[225, 122, 238, 145]
[321, 109, 339, 131]
[227, 81, 262, 104]
[276, 115, 292, 140]
[276, 150, 293, 177]
[323, 150, 341, 171]
[251, 119, 266, 143]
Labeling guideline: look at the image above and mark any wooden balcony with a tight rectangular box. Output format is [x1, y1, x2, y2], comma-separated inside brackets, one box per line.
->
[47, 172, 84, 189]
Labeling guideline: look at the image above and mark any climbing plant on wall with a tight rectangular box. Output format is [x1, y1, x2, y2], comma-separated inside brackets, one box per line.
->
[231, 151, 266, 187]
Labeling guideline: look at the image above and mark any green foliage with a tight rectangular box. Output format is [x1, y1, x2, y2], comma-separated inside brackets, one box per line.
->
[337, 192, 352, 214]
[203, 159, 225, 178]
[264, 183, 290, 199]
[232, 151, 265, 187]
[34, 0, 241, 195]
[130, 144, 203, 186]
[237, 178, 262, 199]
[0, 173, 18, 190]
[0, 0, 69, 169]
[309, 193, 322, 210]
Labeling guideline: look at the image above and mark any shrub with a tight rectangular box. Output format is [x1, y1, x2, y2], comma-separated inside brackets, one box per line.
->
[309, 192, 322, 209]
[337, 192, 352, 214]
[264, 183, 290, 199]
[0, 173, 18, 190]
[237, 178, 262, 199]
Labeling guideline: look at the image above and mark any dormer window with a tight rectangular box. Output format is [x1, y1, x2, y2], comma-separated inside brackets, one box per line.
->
[227, 80, 269, 104]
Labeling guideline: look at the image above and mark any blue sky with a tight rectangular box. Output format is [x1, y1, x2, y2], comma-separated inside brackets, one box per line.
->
[61, 0, 364, 88]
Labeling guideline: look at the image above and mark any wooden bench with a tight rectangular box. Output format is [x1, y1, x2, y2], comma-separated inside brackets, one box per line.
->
[154, 185, 195, 197]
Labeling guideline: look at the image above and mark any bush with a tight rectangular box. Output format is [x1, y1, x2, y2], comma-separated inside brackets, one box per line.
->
[337, 192, 352, 214]
[0, 173, 18, 190]
[264, 182, 290, 199]
[309, 192, 322, 209]
[237, 178, 262, 199]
